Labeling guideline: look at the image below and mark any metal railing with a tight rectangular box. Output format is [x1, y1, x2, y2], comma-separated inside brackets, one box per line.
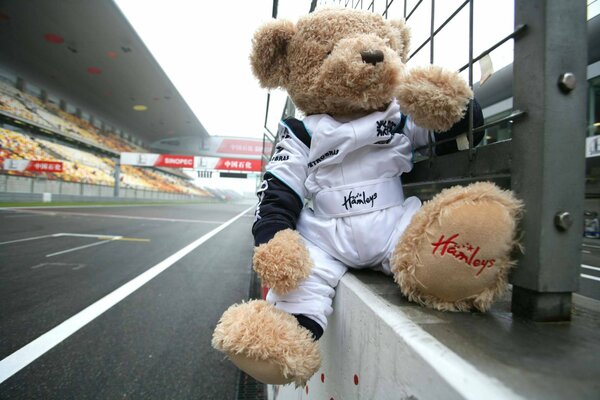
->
[261, 0, 588, 321]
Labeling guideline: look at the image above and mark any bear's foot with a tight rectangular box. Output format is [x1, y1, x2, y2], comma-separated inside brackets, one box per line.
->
[212, 300, 321, 387]
[392, 182, 522, 312]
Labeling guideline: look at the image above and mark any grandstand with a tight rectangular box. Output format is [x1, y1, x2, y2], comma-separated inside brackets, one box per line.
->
[0, 74, 212, 199]
[0, 1, 220, 202]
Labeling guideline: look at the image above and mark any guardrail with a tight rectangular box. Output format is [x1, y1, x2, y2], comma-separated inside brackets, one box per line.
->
[0, 174, 201, 202]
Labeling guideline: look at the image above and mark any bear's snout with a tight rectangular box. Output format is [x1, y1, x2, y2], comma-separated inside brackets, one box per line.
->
[360, 50, 384, 65]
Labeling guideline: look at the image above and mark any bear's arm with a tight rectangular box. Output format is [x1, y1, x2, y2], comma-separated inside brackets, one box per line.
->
[405, 98, 484, 156]
[252, 119, 310, 246]
[252, 172, 305, 246]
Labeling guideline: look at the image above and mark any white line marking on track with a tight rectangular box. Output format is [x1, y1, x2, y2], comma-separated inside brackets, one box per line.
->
[31, 262, 85, 270]
[0, 234, 56, 246]
[54, 233, 120, 239]
[0, 233, 124, 246]
[581, 264, 600, 272]
[3, 214, 43, 218]
[582, 242, 600, 249]
[0, 205, 254, 384]
[46, 237, 122, 257]
[12, 209, 224, 224]
[581, 273, 600, 282]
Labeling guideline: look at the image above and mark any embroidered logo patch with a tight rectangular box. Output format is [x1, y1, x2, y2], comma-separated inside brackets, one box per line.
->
[376, 120, 395, 136]
[375, 120, 396, 144]
[341, 190, 378, 211]
[431, 233, 495, 276]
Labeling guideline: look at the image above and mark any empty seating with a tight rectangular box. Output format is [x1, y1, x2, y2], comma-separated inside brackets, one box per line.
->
[0, 81, 212, 197]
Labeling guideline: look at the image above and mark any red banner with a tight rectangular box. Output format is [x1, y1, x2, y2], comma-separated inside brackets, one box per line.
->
[28, 161, 63, 172]
[154, 154, 195, 168]
[216, 139, 271, 156]
[214, 158, 262, 172]
[2, 159, 63, 172]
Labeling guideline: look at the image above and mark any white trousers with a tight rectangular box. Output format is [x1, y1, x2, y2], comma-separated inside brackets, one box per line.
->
[266, 196, 422, 330]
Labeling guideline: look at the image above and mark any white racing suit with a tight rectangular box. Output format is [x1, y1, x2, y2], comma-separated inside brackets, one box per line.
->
[252, 98, 482, 336]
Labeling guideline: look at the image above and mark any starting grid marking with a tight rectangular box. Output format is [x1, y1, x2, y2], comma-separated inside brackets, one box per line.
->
[31, 262, 86, 271]
[0, 232, 150, 258]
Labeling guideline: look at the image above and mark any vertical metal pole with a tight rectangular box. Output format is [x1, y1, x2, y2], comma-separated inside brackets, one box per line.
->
[113, 159, 120, 198]
[429, 0, 435, 64]
[511, 0, 588, 321]
[427, 0, 436, 166]
[467, 0, 474, 159]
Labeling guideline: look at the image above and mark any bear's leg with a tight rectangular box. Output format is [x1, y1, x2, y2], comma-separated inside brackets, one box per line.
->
[212, 238, 347, 387]
[212, 300, 320, 386]
[390, 182, 522, 311]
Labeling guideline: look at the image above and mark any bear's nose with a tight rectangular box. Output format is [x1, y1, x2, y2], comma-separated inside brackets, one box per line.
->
[360, 50, 384, 65]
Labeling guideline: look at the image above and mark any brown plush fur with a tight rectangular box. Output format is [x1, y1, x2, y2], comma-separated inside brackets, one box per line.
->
[396, 65, 473, 132]
[391, 182, 523, 311]
[250, 8, 467, 123]
[253, 228, 313, 295]
[212, 300, 321, 387]
[387, 19, 411, 63]
[250, 19, 296, 89]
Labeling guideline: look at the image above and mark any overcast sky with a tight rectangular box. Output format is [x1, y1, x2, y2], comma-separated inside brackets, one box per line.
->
[114, 0, 598, 141]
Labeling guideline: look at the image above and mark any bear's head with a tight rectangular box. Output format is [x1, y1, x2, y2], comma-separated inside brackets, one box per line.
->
[250, 8, 411, 119]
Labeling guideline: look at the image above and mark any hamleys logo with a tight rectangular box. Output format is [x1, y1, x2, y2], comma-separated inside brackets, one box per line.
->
[431, 233, 495, 276]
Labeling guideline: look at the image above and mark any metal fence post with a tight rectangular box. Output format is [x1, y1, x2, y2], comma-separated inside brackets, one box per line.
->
[113, 158, 121, 198]
[510, 0, 588, 321]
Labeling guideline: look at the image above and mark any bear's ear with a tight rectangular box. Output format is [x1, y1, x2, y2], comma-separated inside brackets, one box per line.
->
[387, 19, 411, 63]
[250, 19, 296, 89]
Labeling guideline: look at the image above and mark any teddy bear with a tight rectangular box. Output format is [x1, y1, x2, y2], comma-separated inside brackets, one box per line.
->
[212, 8, 522, 387]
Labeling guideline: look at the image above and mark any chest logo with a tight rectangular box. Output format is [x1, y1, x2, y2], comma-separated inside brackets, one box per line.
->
[375, 120, 396, 144]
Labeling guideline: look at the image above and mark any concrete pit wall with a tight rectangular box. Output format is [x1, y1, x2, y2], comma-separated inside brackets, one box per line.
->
[269, 271, 600, 400]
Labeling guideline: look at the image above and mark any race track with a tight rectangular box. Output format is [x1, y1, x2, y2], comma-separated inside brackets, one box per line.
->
[0, 201, 256, 399]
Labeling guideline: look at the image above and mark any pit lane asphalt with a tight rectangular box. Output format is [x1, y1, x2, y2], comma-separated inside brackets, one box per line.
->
[0, 201, 256, 399]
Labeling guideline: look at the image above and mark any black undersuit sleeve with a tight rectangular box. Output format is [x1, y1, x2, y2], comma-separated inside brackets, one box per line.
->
[433, 98, 484, 156]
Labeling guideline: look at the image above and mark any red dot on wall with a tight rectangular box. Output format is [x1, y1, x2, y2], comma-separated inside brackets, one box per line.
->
[305, 385, 308, 394]
[87, 67, 102, 75]
[106, 51, 118, 59]
[44, 33, 64, 44]
[321, 373, 325, 383]
[354, 374, 359, 385]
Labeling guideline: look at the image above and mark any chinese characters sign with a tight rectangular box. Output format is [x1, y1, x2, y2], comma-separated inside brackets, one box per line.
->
[2, 159, 63, 172]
